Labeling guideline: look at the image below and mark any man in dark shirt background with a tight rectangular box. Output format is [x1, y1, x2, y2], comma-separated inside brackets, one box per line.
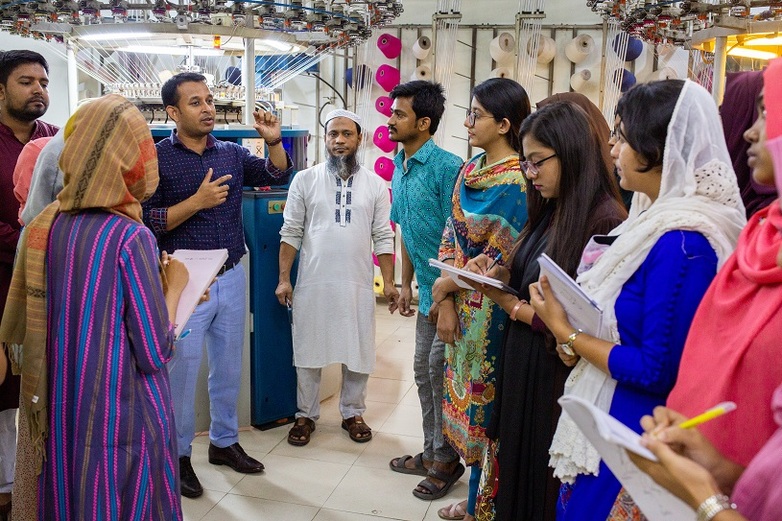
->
[142, 72, 291, 499]
[0, 50, 59, 520]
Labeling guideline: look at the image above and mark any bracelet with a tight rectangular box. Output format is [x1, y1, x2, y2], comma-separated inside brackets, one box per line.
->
[510, 299, 527, 321]
[696, 494, 736, 521]
[559, 329, 583, 356]
[265, 136, 283, 147]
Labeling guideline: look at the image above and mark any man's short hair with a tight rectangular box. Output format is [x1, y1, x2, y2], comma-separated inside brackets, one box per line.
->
[161, 72, 208, 108]
[389, 80, 447, 134]
[0, 50, 49, 85]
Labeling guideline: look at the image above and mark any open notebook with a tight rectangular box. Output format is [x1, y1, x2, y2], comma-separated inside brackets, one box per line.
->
[170, 249, 228, 338]
[558, 395, 695, 520]
[537, 253, 603, 337]
[428, 258, 520, 297]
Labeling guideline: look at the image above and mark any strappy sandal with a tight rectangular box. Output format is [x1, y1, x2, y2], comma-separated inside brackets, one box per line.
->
[389, 453, 430, 476]
[341, 415, 373, 443]
[412, 462, 465, 501]
[287, 417, 315, 446]
[438, 500, 468, 520]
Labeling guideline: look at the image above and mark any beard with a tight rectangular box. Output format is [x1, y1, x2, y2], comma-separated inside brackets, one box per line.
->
[327, 151, 359, 180]
[6, 100, 47, 122]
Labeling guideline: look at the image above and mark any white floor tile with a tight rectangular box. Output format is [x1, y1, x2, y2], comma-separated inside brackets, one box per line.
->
[181, 488, 226, 521]
[323, 465, 431, 521]
[372, 355, 415, 381]
[352, 432, 424, 471]
[200, 493, 319, 521]
[366, 377, 414, 405]
[228, 453, 351, 507]
[378, 404, 425, 438]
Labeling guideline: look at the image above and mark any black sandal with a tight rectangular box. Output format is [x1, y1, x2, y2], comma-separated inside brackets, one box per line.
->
[287, 417, 315, 446]
[389, 453, 430, 476]
[412, 463, 465, 501]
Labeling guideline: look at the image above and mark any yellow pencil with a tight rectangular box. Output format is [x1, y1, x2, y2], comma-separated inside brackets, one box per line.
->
[679, 401, 737, 430]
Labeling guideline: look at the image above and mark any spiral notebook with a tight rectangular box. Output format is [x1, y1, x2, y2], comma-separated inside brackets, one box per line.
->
[170, 248, 228, 338]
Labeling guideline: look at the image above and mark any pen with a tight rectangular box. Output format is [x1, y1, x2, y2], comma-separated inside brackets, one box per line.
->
[486, 253, 502, 273]
[678, 401, 737, 430]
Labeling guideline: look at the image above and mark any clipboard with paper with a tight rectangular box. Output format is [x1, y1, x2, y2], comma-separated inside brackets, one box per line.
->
[169, 248, 228, 339]
[536, 253, 603, 337]
[428, 258, 521, 297]
[558, 395, 696, 520]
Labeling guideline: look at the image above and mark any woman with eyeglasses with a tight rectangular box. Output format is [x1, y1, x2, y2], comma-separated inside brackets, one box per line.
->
[607, 59, 782, 521]
[461, 99, 626, 521]
[528, 80, 746, 521]
[427, 78, 529, 521]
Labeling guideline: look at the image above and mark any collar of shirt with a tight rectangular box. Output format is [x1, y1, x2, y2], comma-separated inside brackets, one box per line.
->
[393, 137, 436, 174]
[170, 129, 217, 153]
[0, 119, 58, 144]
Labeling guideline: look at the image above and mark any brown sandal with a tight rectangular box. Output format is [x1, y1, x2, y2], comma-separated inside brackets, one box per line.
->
[287, 417, 315, 446]
[341, 415, 372, 443]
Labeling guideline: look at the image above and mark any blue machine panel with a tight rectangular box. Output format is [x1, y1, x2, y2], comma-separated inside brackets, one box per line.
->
[243, 188, 298, 428]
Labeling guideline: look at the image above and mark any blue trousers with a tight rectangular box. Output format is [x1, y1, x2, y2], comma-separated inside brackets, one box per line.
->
[168, 264, 246, 457]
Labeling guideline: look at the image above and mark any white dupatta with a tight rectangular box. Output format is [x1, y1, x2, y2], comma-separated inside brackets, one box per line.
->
[549, 80, 747, 483]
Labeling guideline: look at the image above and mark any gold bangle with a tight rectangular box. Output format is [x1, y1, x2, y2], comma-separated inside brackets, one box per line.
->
[510, 299, 527, 321]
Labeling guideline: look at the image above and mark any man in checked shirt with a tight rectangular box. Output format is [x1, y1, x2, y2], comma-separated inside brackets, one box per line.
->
[142, 72, 292, 499]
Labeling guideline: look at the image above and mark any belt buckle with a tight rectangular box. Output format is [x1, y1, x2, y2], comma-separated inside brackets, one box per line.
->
[218, 261, 233, 276]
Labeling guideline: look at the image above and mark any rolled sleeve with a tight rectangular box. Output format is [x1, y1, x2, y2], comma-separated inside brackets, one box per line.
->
[279, 175, 305, 250]
[372, 182, 394, 255]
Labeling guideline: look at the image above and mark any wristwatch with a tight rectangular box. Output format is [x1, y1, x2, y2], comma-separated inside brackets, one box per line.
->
[696, 494, 736, 521]
[560, 329, 583, 356]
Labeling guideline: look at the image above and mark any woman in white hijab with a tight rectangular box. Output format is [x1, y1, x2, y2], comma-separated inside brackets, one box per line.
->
[529, 79, 747, 521]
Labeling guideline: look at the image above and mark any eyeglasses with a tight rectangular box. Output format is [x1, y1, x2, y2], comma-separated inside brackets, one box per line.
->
[465, 109, 493, 127]
[521, 154, 557, 176]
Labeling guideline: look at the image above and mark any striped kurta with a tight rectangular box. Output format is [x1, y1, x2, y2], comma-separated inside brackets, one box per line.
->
[38, 211, 181, 521]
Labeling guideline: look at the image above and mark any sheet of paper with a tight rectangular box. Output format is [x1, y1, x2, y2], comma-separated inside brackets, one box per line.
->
[428, 258, 520, 297]
[558, 395, 695, 520]
[170, 249, 229, 338]
[537, 253, 602, 336]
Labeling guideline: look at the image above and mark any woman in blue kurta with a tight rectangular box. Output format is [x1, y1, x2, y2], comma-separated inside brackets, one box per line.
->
[529, 80, 747, 521]
[0, 95, 189, 520]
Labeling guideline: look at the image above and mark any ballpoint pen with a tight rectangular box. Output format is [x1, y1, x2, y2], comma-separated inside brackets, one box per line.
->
[486, 253, 502, 273]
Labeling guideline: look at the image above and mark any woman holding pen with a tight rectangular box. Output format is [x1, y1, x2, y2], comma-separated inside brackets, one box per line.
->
[462, 99, 625, 521]
[528, 80, 746, 521]
[426, 78, 530, 521]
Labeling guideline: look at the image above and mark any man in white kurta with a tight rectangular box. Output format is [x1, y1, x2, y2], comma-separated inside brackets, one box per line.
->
[276, 109, 398, 446]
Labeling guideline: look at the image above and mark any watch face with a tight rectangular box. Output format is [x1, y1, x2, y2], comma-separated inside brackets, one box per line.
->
[560, 343, 575, 357]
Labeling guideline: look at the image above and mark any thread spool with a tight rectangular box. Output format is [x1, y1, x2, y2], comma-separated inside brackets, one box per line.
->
[570, 69, 592, 92]
[613, 35, 644, 61]
[613, 69, 637, 92]
[409, 65, 432, 82]
[373, 275, 384, 293]
[377, 32, 402, 60]
[412, 36, 432, 60]
[490, 32, 516, 64]
[375, 96, 393, 117]
[373, 126, 396, 153]
[565, 34, 594, 64]
[375, 64, 401, 92]
[346, 65, 371, 89]
[527, 35, 556, 64]
[374, 156, 395, 181]
[491, 67, 513, 79]
[656, 66, 679, 80]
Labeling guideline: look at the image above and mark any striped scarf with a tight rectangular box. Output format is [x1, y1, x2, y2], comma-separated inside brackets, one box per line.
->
[0, 94, 158, 473]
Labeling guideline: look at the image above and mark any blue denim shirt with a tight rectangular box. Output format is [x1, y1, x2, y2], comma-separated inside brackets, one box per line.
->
[142, 131, 292, 265]
[390, 138, 462, 316]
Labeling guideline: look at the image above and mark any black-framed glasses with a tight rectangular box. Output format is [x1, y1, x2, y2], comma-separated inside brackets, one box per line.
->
[521, 154, 557, 176]
[465, 109, 492, 127]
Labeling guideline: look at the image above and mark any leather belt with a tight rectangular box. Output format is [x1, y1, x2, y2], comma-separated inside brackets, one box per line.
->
[217, 260, 237, 276]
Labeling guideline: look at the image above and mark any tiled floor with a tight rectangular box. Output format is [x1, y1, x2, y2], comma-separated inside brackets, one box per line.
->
[183, 304, 469, 521]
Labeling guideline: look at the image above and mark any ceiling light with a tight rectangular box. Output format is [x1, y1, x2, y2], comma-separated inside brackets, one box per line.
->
[116, 45, 225, 57]
[727, 47, 777, 60]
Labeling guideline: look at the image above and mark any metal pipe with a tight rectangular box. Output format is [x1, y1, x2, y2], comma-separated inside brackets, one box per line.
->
[712, 35, 728, 105]
[243, 7, 256, 125]
[66, 40, 79, 112]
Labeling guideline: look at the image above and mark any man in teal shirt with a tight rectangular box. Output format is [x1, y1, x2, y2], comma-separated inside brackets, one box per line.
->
[386, 81, 465, 500]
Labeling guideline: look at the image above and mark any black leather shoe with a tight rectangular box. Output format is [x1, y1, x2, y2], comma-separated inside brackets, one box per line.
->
[179, 456, 204, 498]
[208, 442, 265, 473]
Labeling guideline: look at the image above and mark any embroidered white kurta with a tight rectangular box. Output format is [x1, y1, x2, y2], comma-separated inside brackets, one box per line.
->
[280, 163, 394, 373]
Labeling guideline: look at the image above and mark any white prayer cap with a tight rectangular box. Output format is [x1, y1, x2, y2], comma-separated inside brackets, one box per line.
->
[324, 109, 362, 129]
